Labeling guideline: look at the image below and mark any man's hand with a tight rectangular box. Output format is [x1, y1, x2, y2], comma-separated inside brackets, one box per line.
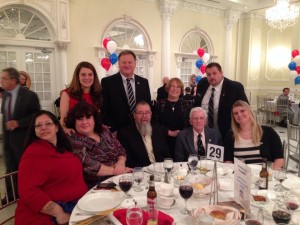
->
[6, 120, 19, 131]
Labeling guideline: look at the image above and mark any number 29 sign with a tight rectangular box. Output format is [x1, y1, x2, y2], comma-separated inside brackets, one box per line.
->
[206, 144, 224, 162]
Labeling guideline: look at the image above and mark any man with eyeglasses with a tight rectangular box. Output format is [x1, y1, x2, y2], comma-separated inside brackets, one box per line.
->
[117, 101, 171, 168]
[0, 67, 40, 204]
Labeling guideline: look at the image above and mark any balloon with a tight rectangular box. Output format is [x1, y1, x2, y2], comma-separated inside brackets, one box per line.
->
[196, 75, 202, 83]
[100, 58, 111, 71]
[288, 62, 297, 70]
[107, 41, 117, 54]
[109, 64, 119, 74]
[109, 52, 118, 65]
[197, 48, 205, 57]
[291, 70, 298, 79]
[296, 66, 300, 74]
[295, 76, 300, 85]
[200, 65, 206, 74]
[195, 59, 203, 69]
[295, 55, 300, 65]
[202, 53, 210, 63]
[292, 49, 299, 58]
[102, 37, 110, 49]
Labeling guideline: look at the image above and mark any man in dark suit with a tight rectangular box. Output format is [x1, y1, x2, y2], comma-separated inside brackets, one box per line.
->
[117, 101, 170, 168]
[175, 107, 222, 162]
[1, 67, 40, 201]
[195, 62, 248, 140]
[101, 50, 151, 132]
[156, 76, 169, 101]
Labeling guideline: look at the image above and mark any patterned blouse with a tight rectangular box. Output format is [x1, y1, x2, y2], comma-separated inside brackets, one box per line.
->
[69, 127, 126, 188]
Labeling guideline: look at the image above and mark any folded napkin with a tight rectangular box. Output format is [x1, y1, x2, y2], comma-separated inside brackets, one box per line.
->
[113, 208, 174, 225]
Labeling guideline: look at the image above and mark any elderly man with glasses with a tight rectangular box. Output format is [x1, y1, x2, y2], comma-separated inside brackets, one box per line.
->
[117, 101, 171, 168]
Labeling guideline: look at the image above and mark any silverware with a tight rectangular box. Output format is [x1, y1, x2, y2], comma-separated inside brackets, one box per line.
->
[75, 212, 98, 216]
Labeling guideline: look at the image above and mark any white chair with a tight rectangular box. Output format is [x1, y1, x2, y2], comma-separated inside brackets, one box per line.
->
[286, 122, 300, 176]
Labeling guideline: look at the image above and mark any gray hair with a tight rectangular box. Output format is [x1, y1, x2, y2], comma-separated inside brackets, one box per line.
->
[189, 107, 207, 120]
[2, 67, 20, 84]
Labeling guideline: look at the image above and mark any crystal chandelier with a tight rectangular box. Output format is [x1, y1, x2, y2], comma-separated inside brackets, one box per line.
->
[265, 0, 299, 31]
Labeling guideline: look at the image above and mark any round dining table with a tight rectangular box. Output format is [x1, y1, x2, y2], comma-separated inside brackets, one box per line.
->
[69, 161, 300, 225]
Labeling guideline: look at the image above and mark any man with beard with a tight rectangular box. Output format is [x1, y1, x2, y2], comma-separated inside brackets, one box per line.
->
[117, 101, 171, 168]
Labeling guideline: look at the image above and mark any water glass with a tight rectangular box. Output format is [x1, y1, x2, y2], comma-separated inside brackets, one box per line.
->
[199, 156, 208, 175]
[163, 158, 174, 173]
[133, 167, 144, 192]
[273, 168, 286, 192]
[126, 205, 143, 225]
[188, 154, 198, 175]
[244, 209, 264, 225]
[154, 162, 163, 182]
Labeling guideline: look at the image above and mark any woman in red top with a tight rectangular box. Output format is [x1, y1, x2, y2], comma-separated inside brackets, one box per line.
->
[15, 111, 88, 225]
[60, 61, 102, 135]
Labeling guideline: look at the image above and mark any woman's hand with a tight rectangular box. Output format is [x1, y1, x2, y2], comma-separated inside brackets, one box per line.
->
[113, 162, 126, 174]
[168, 130, 180, 137]
[63, 127, 75, 136]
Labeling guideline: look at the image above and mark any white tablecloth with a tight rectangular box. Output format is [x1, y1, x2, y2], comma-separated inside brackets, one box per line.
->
[266, 100, 299, 124]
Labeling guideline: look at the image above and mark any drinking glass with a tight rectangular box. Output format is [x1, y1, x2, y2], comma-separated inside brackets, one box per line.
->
[188, 154, 198, 175]
[273, 168, 286, 192]
[285, 192, 300, 216]
[272, 203, 292, 224]
[199, 156, 208, 175]
[133, 167, 144, 192]
[126, 205, 143, 225]
[179, 181, 193, 214]
[244, 209, 264, 225]
[119, 174, 133, 199]
[163, 158, 174, 173]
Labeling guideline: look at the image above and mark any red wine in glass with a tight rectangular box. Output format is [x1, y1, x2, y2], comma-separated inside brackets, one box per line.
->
[179, 185, 193, 199]
[272, 210, 291, 224]
[286, 202, 299, 211]
[119, 181, 133, 193]
[245, 220, 262, 225]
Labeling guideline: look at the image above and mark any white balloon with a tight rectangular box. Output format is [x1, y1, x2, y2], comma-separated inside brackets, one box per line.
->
[295, 55, 300, 65]
[202, 53, 210, 63]
[291, 70, 298, 79]
[106, 41, 117, 54]
[109, 64, 119, 75]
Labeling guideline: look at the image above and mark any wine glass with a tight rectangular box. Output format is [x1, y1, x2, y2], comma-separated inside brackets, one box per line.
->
[199, 156, 208, 175]
[285, 192, 300, 217]
[244, 209, 264, 225]
[273, 168, 286, 192]
[133, 167, 144, 192]
[126, 205, 143, 225]
[179, 181, 193, 214]
[163, 158, 174, 173]
[188, 154, 198, 175]
[272, 203, 292, 224]
[119, 174, 133, 199]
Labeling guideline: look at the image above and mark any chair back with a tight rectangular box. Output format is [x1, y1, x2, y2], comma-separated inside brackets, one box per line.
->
[0, 171, 18, 225]
[276, 97, 289, 118]
[286, 122, 300, 176]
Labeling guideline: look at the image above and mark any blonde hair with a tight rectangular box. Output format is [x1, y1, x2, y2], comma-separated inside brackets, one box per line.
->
[231, 100, 263, 145]
[19, 71, 31, 89]
[165, 78, 184, 95]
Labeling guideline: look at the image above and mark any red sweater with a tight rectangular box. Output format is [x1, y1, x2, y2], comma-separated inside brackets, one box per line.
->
[15, 140, 88, 225]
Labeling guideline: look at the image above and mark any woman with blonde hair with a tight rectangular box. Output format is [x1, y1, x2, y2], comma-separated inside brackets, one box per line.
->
[19, 71, 31, 89]
[224, 100, 284, 169]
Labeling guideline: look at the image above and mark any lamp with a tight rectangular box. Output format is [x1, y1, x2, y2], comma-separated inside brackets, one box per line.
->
[265, 0, 299, 31]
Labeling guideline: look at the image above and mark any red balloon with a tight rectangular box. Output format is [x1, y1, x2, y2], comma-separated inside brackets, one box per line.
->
[102, 37, 110, 49]
[197, 48, 206, 57]
[101, 58, 111, 71]
[296, 66, 300, 74]
[200, 64, 206, 74]
[292, 49, 299, 58]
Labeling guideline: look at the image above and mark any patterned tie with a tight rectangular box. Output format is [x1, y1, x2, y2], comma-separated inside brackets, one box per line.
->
[6, 92, 12, 121]
[126, 78, 136, 116]
[208, 88, 215, 128]
[197, 134, 205, 157]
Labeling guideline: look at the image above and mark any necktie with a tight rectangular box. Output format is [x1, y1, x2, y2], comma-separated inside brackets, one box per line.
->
[6, 92, 12, 121]
[208, 88, 215, 128]
[197, 134, 205, 157]
[126, 78, 136, 116]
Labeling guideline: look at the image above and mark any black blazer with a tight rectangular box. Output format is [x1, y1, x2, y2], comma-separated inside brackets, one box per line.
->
[195, 77, 248, 139]
[117, 122, 171, 168]
[156, 84, 168, 101]
[174, 126, 223, 162]
[101, 73, 151, 132]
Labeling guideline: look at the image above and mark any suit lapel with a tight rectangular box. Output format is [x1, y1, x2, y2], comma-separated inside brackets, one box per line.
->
[186, 128, 196, 154]
[219, 78, 229, 113]
[116, 73, 129, 105]
[134, 75, 142, 102]
[13, 88, 23, 118]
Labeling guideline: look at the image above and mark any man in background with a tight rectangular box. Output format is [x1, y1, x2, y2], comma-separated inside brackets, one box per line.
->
[156, 76, 169, 101]
[277, 87, 295, 127]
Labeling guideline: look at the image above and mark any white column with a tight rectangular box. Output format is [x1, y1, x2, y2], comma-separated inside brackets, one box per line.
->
[160, 0, 179, 78]
[56, 42, 68, 89]
[224, 9, 242, 80]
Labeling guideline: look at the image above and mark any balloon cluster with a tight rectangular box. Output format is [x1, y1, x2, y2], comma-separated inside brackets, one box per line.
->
[100, 38, 118, 72]
[195, 48, 210, 83]
[288, 49, 300, 85]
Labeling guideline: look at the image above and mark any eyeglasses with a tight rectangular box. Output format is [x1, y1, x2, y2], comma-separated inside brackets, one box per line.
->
[169, 85, 181, 89]
[34, 121, 55, 129]
[135, 111, 152, 116]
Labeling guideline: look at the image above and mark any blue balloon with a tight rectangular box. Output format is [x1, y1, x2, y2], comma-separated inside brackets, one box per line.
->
[196, 59, 203, 69]
[295, 76, 300, 85]
[109, 52, 118, 65]
[196, 75, 202, 83]
[288, 62, 297, 71]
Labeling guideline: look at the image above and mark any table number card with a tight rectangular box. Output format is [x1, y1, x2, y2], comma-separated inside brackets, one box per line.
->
[234, 157, 251, 212]
[206, 144, 224, 162]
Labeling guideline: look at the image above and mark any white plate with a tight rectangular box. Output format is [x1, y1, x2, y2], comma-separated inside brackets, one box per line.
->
[78, 192, 122, 212]
[282, 177, 300, 190]
[147, 163, 165, 174]
[220, 179, 233, 191]
[120, 196, 147, 208]
[250, 190, 271, 208]
[112, 173, 147, 186]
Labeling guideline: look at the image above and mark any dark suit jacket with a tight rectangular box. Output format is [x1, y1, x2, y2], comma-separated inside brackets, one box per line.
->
[195, 77, 248, 140]
[174, 126, 223, 162]
[117, 122, 171, 168]
[1, 87, 41, 172]
[156, 84, 168, 101]
[101, 73, 151, 132]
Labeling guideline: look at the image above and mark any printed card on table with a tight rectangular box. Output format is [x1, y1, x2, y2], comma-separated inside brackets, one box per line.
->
[234, 157, 251, 212]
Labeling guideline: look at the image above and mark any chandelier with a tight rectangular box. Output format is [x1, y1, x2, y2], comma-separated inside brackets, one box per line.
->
[265, 0, 299, 31]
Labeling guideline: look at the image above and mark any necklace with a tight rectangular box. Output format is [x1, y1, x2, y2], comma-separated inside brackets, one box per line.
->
[168, 100, 178, 112]
[240, 129, 251, 135]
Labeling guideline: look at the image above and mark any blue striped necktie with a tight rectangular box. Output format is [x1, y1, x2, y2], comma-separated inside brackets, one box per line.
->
[126, 78, 136, 116]
[208, 88, 215, 128]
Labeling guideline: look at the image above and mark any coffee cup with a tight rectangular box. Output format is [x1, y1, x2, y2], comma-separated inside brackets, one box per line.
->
[157, 183, 174, 197]
[157, 195, 175, 208]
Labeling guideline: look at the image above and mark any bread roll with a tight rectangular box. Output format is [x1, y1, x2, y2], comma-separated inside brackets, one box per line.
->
[209, 210, 226, 220]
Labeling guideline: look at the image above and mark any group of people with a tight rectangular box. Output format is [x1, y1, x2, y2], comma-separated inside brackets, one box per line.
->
[0, 49, 284, 225]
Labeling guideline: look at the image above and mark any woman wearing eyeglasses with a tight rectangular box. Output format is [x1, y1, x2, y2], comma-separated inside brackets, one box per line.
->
[15, 110, 88, 225]
[65, 101, 132, 189]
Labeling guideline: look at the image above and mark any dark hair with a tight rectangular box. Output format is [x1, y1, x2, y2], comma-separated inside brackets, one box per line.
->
[206, 62, 222, 72]
[185, 87, 191, 93]
[23, 110, 73, 153]
[283, 87, 290, 92]
[68, 61, 102, 110]
[65, 102, 103, 135]
[118, 50, 137, 61]
[1, 67, 20, 84]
